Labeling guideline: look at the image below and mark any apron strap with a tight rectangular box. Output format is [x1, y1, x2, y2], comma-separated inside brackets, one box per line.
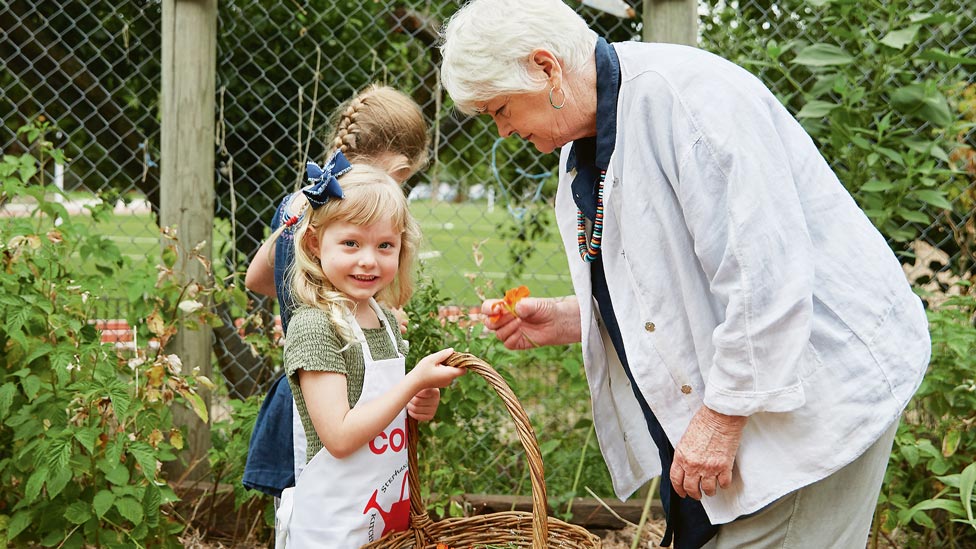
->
[346, 298, 403, 363]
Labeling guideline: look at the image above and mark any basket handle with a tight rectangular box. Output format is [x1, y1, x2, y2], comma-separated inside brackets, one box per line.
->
[405, 351, 549, 549]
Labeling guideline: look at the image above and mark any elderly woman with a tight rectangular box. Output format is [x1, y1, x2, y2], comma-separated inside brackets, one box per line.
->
[440, 1, 930, 548]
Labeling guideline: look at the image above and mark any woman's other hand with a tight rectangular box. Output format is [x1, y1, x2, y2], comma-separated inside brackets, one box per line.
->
[480, 296, 583, 349]
[670, 405, 747, 500]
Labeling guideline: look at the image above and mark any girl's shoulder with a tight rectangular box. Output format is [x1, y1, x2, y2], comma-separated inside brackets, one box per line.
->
[287, 306, 338, 340]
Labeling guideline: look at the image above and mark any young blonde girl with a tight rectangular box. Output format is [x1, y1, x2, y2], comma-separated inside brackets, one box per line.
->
[242, 84, 433, 505]
[280, 159, 463, 548]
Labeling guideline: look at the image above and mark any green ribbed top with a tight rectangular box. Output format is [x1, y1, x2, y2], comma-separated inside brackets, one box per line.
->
[284, 305, 406, 462]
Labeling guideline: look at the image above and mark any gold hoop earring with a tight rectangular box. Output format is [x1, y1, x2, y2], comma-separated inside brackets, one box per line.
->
[548, 86, 566, 110]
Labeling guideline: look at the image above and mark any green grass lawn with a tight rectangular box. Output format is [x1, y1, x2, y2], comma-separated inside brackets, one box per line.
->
[80, 199, 573, 305]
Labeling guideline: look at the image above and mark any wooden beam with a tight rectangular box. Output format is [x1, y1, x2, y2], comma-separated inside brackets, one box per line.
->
[160, 0, 217, 479]
[642, 0, 698, 46]
[446, 494, 664, 530]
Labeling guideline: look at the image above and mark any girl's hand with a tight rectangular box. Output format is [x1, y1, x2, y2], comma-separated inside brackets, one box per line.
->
[407, 387, 440, 421]
[411, 348, 465, 389]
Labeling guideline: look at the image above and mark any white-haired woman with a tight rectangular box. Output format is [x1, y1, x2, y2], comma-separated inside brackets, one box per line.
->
[440, 1, 930, 548]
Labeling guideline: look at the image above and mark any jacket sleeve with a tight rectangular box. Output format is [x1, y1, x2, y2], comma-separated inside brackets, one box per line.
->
[670, 87, 816, 416]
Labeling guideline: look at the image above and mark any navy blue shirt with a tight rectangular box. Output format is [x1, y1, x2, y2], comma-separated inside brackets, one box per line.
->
[566, 37, 718, 549]
[243, 194, 300, 497]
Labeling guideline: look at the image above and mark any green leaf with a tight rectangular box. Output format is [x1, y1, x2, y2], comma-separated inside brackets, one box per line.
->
[913, 189, 952, 209]
[106, 382, 132, 421]
[128, 441, 159, 481]
[100, 459, 130, 486]
[64, 502, 92, 525]
[74, 428, 99, 455]
[899, 210, 930, 224]
[23, 466, 48, 505]
[890, 84, 953, 127]
[961, 462, 976, 522]
[942, 429, 961, 457]
[114, 496, 145, 525]
[187, 390, 210, 423]
[900, 443, 920, 467]
[94, 490, 116, 518]
[796, 100, 838, 118]
[919, 48, 976, 66]
[142, 483, 162, 528]
[48, 432, 73, 471]
[46, 466, 72, 499]
[20, 375, 41, 401]
[792, 43, 854, 66]
[859, 180, 892, 192]
[0, 383, 16, 420]
[880, 25, 919, 49]
[6, 510, 32, 541]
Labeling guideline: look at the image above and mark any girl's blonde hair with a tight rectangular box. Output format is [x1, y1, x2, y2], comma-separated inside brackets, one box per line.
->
[327, 83, 430, 177]
[288, 164, 421, 343]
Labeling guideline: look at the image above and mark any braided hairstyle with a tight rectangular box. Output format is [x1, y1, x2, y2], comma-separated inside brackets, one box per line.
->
[326, 84, 430, 179]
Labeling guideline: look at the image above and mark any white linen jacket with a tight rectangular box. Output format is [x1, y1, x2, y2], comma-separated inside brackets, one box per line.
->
[555, 42, 930, 524]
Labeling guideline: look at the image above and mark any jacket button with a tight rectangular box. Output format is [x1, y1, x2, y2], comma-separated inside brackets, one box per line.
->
[680, 384, 692, 394]
[644, 322, 656, 332]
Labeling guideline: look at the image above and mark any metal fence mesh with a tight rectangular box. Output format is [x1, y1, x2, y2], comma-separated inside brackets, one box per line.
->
[2, 0, 974, 497]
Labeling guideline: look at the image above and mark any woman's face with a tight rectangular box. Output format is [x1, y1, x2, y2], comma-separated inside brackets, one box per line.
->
[479, 90, 574, 154]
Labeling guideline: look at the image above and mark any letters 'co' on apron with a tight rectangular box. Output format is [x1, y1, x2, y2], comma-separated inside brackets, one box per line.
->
[286, 299, 410, 548]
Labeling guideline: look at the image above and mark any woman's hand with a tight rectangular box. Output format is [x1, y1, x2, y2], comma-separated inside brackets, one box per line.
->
[670, 405, 747, 500]
[406, 387, 440, 421]
[481, 296, 582, 349]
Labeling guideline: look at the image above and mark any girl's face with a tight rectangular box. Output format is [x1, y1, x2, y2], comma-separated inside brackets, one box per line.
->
[313, 219, 402, 309]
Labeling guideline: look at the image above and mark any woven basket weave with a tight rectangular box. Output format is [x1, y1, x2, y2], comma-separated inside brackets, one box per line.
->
[360, 352, 602, 549]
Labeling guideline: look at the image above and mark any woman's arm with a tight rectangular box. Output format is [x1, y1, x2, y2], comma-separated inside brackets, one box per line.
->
[301, 348, 464, 458]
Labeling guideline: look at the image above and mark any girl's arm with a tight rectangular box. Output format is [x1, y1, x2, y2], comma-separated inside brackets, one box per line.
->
[300, 348, 463, 459]
[244, 237, 277, 297]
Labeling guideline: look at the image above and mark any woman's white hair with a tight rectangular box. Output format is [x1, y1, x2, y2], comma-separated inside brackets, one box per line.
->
[440, 0, 597, 114]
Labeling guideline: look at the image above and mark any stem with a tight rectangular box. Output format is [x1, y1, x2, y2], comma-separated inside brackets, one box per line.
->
[870, 502, 881, 549]
[565, 423, 594, 517]
[631, 476, 659, 549]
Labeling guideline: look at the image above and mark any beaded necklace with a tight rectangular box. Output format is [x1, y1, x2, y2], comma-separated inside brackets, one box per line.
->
[577, 170, 606, 262]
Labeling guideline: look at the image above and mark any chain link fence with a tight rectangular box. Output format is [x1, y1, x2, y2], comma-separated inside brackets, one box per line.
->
[3, 0, 974, 497]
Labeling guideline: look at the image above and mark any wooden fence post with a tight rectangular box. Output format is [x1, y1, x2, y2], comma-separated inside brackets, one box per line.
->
[642, 0, 698, 46]
[160, 0, 217, 479]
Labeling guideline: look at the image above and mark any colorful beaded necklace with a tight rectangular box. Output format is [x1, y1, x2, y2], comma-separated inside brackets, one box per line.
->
[577, 169, 605, 262]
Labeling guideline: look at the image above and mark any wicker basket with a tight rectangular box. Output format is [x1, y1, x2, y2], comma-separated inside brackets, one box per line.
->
[360, 352, 602, 549]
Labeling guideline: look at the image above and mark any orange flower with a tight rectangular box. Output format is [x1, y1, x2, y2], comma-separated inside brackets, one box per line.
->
[489, 285, 530, 323]
[436, 544, 452, 549]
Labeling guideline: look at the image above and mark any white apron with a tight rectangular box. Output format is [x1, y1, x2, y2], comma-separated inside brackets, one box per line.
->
[273, 399, 309, 548]
[284, 299, 411, 548]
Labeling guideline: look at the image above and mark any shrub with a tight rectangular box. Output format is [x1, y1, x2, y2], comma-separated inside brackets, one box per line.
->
[0, 120, 211, 547]
[880, 284, 976, 548]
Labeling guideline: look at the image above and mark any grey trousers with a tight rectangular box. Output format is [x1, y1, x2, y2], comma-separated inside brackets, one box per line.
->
[701, 420, 899, 549]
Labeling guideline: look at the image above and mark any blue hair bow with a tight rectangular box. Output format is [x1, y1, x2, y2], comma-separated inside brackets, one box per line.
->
[303, 150, 352, 209]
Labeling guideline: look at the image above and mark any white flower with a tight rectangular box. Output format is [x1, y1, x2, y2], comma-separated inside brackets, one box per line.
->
[178, 300, 204, 314]
[164, 354, 183, 375]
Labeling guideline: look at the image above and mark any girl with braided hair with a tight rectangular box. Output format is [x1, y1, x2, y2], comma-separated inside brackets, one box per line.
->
[241, 85, 433, 532]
